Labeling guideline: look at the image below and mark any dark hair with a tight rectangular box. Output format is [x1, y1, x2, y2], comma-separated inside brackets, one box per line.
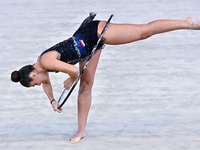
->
[11, 65, 34, 87]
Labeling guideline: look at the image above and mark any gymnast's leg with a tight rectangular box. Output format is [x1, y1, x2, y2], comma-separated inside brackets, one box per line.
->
[98, 17, 200, 45]
[70, 49, 102, 142]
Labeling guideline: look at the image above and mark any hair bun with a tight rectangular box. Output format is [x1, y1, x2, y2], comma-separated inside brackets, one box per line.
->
[11, 71, 20, 82]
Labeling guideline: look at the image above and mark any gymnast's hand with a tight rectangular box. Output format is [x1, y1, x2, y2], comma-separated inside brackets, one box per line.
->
[51, 100, 63, 113]
[63, 77, 75, 90]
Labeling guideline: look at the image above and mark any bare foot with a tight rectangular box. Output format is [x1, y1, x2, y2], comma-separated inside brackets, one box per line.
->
[186, 16, 200, 30]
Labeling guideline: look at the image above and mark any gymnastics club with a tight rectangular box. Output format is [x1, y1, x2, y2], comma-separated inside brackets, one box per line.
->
[58, 14, 113, 109]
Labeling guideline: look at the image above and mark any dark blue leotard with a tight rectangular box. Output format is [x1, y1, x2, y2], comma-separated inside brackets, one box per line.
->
[40, 12, 104, 66]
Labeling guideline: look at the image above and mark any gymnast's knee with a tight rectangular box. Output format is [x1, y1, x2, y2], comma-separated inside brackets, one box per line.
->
[141, 30, 153, 40]
[79, 81, 94, 94]
[139, 24, 153, 40]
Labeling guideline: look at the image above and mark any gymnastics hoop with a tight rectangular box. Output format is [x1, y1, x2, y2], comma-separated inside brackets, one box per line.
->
[58, 14, 113, 109]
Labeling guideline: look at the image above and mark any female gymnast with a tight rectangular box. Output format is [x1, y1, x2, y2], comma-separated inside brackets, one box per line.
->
[11, 12, 200, 143]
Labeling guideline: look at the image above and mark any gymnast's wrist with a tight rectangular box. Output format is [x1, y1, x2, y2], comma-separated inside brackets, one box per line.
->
[50, 99, 56, 104]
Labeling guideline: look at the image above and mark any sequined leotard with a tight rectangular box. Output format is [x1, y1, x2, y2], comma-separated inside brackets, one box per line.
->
[40, 12, 103, 66]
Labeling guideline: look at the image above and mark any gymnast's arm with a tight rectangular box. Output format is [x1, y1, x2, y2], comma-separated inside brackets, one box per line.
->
[42, 72, 63, 113]
[40, 51, 79, 83]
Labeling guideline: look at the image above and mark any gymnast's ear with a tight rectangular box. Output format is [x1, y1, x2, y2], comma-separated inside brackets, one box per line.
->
[29, 70, 37, 79]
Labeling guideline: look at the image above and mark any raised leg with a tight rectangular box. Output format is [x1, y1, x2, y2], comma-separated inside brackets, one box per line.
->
[98, 17, 200, 45]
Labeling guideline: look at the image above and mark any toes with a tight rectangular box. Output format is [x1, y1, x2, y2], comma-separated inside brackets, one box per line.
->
[186, 16, 195, 21]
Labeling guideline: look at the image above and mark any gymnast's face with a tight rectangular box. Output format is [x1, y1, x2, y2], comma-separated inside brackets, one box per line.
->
[29, 71, 47, 87]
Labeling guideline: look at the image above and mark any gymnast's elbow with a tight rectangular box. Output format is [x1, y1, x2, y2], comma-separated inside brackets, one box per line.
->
[70, 68, 79, 79]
